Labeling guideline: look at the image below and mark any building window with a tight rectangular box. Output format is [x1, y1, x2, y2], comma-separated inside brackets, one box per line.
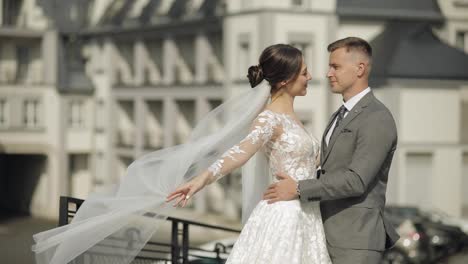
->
[2, 0, 23, 26]
[23, 99, 41, 128]
[463, 153, 468, 217]
[0, 99, 8, 127]
[289, 33, 315, 77]
[462, 101, 468, 144]
[94, 99, 105, 132]
[239, 42, 249, 79]
[456, 31, 467, 52]
[69, 100, 85, 128]
[406, 153, 433, 208]
[290, 42, 311, 61]
[238, 34, 250, 80]
[16, 45, 30, 83]
[93, 152, 105, 186]
[145, 100, 164, 150]
[69, 154, 89, 178]
[117, 100, 135, 147]
[117, 156, 133, 181]
[174, 100, 196, 145]
[290, 41, 314, 78]
[69, 3, 78, 22]
[69, 154, 90, 198]
[292, 0, 304, 6]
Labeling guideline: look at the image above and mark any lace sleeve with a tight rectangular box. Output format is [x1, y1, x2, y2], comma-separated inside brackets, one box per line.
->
[208, 111, 280, 179]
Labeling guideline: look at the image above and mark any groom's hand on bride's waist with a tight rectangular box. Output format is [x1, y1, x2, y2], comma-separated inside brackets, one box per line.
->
[263, 173, 299, 204]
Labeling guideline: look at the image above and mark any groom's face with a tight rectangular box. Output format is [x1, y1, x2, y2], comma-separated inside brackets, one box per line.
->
[327, 47, 359, 94]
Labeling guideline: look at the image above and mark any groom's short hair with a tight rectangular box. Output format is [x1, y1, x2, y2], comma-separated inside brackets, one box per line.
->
[327, 37, 372, 62]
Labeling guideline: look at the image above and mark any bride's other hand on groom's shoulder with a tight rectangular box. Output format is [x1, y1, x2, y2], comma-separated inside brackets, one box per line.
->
[263, 172, 298, 204]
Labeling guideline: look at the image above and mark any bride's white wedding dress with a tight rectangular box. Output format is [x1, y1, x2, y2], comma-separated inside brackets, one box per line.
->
[208, 110, 331, 263]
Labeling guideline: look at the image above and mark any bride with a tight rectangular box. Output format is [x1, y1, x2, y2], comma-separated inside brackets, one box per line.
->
[32, 44, 330, 264]
[167, 44, 331, 263]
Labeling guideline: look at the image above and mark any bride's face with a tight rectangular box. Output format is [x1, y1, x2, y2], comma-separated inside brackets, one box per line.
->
[285, 60, 311, 97]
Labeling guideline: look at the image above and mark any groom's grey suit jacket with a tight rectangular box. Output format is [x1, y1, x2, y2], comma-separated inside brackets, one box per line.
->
[298, 92, 400, 251]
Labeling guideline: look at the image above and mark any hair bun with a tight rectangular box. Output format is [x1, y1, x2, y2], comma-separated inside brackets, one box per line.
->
[247, 65, 264, 88]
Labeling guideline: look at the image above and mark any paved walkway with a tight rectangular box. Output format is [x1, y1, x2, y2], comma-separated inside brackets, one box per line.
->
[0, 215, 56, 264]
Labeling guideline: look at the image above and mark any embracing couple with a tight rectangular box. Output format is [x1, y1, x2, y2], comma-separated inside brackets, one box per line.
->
[32, 37, 399, 264]
[168, 37, 400, 263]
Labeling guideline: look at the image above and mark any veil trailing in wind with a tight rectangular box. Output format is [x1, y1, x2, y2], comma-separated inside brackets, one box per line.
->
[32, 82, 272, 264]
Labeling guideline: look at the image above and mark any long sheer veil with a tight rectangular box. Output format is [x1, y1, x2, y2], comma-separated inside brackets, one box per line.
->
[32, 82, 272, 264]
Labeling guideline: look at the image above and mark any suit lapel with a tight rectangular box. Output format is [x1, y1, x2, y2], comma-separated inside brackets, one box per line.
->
[322, 92, 375, 166]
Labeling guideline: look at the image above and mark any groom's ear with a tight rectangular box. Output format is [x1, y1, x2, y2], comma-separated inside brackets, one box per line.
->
[356, 62, 366, 77]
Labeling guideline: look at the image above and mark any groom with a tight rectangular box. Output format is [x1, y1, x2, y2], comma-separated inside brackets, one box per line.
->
[263, 37, 399, 263]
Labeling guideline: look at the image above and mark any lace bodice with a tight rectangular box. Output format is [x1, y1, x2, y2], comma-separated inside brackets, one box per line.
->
[208, 110, 320, 182]
[210, 110, 330, 264]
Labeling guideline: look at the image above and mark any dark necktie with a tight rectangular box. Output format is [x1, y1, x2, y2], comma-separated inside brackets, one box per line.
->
[330, 105, 347, 138]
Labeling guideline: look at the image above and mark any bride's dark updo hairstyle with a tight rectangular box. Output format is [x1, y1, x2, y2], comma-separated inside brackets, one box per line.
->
[247, 44, 303, 91]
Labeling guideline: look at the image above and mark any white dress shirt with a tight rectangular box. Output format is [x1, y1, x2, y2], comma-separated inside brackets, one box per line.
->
[325, 87, 371, 145]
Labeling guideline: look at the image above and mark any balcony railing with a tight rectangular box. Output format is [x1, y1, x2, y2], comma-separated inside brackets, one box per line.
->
[59, 196, 240, 264]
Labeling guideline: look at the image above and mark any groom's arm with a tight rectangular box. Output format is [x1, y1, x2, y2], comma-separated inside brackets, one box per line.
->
[298, 111, 397, 202]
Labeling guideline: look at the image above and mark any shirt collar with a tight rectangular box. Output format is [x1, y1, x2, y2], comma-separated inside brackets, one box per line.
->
[343, 87, 371, 111]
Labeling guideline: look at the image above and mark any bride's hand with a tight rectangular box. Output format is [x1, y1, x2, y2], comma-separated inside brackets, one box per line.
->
[165, 171, 212, 207]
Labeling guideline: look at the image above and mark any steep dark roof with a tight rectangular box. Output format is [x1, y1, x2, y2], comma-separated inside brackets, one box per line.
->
[37, 0, 224, 32]
[99, 0, 223, 27]
[337, 0, 443, 22]
[370, 22, 468, 86]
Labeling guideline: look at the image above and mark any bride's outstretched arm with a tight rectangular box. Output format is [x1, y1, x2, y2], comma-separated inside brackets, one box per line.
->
[166, 110, 280, 207]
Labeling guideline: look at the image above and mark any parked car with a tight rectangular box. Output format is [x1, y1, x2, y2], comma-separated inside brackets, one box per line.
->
[423, 220, 468, 258]
[382, 206, 468, 264]
[422, 209, 468, 235]
[382, 212, 432, 264]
